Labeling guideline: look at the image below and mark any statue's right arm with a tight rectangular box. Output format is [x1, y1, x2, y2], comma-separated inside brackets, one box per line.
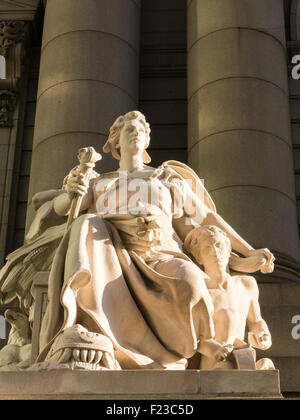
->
[246, 277, 272, 350]
[53, 170, 93, 216]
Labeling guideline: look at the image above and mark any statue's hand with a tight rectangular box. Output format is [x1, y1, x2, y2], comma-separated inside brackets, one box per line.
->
[246, 248, 275, 273]
[66, 169, 89, 200]
[249, 332, 272, 350]
[214, 344, 234, 362]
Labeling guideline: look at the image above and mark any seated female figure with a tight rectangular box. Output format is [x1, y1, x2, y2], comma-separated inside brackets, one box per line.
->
[25, 111, 276, 371]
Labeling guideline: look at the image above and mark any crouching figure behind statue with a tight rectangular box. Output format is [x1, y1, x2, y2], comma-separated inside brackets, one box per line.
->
[0, 111, 275, 372]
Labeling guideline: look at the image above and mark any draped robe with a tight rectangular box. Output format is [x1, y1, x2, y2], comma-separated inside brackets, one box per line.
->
[37, 164, 217, 369]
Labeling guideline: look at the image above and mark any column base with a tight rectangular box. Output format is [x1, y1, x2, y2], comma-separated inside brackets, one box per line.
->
[0, 369, 282, 400]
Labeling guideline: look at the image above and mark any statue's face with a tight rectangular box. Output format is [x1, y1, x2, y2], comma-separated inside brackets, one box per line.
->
[118, 119, 147, 157]
[199, 229, 231, 269]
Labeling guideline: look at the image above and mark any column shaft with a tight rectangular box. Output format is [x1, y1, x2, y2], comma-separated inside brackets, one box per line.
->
[26, 0, 141, 229]
[187, 0, 300, 262]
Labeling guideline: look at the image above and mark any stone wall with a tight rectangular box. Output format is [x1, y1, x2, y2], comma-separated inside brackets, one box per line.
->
[139, 0, 187, 167]
[7, 48, 40, 253]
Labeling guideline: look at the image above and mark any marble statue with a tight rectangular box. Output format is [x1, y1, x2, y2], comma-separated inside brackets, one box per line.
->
[0, 111, 275, 372]
[184, 225, 274, 370]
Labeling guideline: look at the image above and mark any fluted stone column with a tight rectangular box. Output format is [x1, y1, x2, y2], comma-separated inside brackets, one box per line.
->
[187, 0, 300, 265]
[26, 0, 140, 229]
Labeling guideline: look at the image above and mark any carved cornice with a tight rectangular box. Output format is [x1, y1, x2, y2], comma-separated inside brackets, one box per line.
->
[0, 90, 17, 127]
[0, 22, 29, 127]
[0, 17, 33, 128]
[0, 0, 40, 20]
[0, 19, 31, 100]
[0, 20, 27, 57]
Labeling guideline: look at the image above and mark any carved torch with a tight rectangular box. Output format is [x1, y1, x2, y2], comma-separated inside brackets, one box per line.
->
[66, 146, 102, 229]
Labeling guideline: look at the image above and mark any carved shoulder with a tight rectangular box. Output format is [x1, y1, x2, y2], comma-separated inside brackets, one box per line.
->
[238, 275, 259, 298]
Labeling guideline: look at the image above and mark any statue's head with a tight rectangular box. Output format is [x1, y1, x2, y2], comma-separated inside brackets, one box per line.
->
[184, 225, 231, 270]
[103, 111, 151, 163]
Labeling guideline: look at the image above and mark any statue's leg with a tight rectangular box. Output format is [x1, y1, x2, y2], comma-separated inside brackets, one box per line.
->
[153, 258, 215, 357]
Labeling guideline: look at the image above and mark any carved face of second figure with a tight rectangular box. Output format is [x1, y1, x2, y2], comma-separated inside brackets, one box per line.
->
[185, 225, 231, 272]
[118, 119, 148, 157]
[198, 228, 231, 273]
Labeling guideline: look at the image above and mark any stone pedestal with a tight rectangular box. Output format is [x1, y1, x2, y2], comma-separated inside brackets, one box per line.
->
[0, 370, 282, 400]
[256, 282, 300, 393]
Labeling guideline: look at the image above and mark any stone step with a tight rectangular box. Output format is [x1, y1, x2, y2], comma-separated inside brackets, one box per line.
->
[0, 369, 282, 400]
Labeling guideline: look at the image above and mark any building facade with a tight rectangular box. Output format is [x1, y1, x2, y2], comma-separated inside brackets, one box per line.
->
[0, 0, 300, 394]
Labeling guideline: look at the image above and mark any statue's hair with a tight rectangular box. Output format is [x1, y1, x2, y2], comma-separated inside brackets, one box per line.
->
[103, 111, 151, 163]
[184, 225, 231, 265]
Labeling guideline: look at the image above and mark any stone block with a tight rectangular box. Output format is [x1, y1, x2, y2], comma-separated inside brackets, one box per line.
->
[141, 31, 186, 48]
[33, 81, 136, 150]
[14, 203, 27, 230]
[143, 0, 186, 11]
[37, 31, 139, 101]
[294, 149, 300, 170]
[188, 78, 291, 150]
[0, 128, 11, 146]
[141, 9, 186, 33]
[272, 357, 300, 393]
[147, 125, 187, 150]
[24, 102, 37, 127]
[16, 177, 29, 202]
[140, 78, 187, 101]
[140, 100, 187, 125]
[0, 369, 282, 400]
[295, 174, 300, 197]
[290, 98, 300, 120]
[42, 0, 140, 52]
[22, 127, 34, 152]
[187, 0, 285, 48]
[189, 131, 295, 198]
[188, 28, 288, 99]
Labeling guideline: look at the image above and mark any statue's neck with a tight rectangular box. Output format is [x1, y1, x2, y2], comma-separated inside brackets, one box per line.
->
[119, 153, 144, 173]
[203, 263, 231, 290]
